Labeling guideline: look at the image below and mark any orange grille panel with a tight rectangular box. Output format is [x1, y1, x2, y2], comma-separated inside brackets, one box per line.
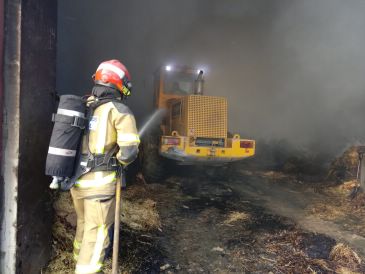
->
[183, 95, 227, 138]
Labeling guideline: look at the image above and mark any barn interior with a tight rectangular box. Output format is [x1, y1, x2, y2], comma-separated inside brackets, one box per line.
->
[2, 1, 365, 273]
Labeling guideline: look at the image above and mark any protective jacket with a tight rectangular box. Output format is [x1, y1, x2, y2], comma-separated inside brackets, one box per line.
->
[71, 88, 139, 274]
[74, 97, 139, 193]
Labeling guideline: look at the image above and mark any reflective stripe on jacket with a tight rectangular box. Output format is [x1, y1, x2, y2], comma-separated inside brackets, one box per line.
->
[75, 100, 139, 188]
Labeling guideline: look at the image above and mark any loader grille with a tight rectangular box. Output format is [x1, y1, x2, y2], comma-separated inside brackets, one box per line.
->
[184, 95, 227, 139]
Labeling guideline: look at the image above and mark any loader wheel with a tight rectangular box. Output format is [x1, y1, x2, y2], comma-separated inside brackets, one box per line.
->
[140, 130, 168, 183]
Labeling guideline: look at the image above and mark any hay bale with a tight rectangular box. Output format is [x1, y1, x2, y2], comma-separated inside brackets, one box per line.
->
[351, 193, 365, 209]
[336, 267, 361, 274]
[43, 251, 75, 274]
[53, 192, 77, 227]
[224, 211, 251, 225]
[121, 199, 161, 231]
[52, 217, 75, 249]
[308, 203, 346, 220]
[328, 147, 360, 182]
[330, 243, 362, 267]
[53, 192, 74, 216]
[335, 267, 362, 274]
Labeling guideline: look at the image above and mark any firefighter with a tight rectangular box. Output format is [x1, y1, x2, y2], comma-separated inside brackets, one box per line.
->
[71, 60, 139, 274]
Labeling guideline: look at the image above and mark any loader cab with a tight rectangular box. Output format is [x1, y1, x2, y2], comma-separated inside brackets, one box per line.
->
[154, 65, 199, 109]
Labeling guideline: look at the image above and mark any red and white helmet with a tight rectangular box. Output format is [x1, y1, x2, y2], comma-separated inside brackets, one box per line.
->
[93, 59, 132, 97]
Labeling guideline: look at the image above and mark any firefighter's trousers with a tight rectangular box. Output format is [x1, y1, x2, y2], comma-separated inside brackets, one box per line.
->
[71, 184, 116, 274]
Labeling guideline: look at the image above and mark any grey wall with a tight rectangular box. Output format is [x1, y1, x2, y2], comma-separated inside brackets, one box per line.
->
[57, 0, 206, 120]
[58, 0, 365, 155]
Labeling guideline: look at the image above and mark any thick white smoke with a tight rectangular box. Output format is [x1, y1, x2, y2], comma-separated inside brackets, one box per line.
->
[58, 0, 365, 155]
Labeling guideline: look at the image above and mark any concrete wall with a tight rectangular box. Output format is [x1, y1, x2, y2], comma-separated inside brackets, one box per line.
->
[1, 1, 22, 272]
[0, 0, 3, 227]
[0, 0, 3, 159]
[17, 1, 57, 272]
[1, 1, 57, 273]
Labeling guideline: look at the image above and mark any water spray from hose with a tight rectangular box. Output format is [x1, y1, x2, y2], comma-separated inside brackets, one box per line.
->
[138, 108, 167, 137]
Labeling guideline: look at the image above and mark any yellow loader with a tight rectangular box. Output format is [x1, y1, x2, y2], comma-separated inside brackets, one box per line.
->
[141, 65, 255, 181]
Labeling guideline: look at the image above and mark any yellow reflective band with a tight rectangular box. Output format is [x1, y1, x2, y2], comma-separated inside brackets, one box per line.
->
[75, 172, 116, 188]
[90, 224, 108, 267]
[118, 133, 140, 144]
[95, 104, 114, 154]
[73, 251, 79, 261]
[75, 263, 103, 274]
[73, 239, 81, 250]
[119, 160, 128, 166]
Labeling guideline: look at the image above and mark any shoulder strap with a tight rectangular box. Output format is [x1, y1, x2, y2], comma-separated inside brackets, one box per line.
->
[52, 113, 87, 129]
[102, 144, 119, 165]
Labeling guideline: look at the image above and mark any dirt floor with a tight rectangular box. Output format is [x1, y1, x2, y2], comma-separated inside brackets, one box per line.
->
[41, 145, 365, 274]
[43, 162, 365, 273]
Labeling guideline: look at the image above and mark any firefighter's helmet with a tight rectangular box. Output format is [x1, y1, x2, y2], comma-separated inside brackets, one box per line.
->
[93, 59, 132, 97]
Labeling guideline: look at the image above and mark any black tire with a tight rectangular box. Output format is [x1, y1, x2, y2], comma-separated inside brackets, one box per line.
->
[140, 130, 168, 183]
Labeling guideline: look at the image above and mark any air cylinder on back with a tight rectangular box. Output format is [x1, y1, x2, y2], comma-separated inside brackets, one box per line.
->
[45, 95, 87, 178]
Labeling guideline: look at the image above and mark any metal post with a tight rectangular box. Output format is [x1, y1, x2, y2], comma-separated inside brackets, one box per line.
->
[358, 146, 365, 191]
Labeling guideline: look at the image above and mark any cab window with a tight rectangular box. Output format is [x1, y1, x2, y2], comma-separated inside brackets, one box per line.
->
[164, 71, 195, 95]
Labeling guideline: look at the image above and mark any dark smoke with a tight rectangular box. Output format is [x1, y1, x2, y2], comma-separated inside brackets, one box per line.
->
[57, 0, 365, 156]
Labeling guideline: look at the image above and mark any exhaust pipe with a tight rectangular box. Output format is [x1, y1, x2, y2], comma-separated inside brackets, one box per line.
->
[194, 70, 204, 95]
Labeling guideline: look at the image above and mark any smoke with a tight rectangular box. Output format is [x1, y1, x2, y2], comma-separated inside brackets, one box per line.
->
[57, 0, 365, 156]
[138, 109, 166, 137]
